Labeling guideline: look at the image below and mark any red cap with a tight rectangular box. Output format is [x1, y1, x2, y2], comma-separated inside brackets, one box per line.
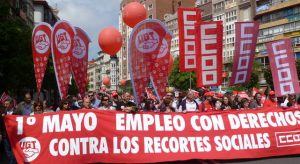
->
[269, 91, 275, 95]
[216, 93, 223, 98]
[112, 91, 118, 97]
[204, 92, 214, 97]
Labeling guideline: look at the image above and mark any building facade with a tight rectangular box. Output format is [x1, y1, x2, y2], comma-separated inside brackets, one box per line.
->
[255, 0, 300, 82]
[196, 0, 213, 21]
[87, 52, 119, 91]
[33, 0, 59, 25]
[8, 0, 35, 27]
[118, 0, 195, 80]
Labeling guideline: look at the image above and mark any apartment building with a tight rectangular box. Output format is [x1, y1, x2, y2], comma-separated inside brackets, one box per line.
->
[33, 0, 59, 25]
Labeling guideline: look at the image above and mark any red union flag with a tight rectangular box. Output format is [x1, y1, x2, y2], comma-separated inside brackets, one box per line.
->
[178, 8, 201, 72]
[52, 21, 76, 99]
[195, 21, 223, 87]
[230, 22, 259, 86]
[266, 39, 300, 97]
[129, 19, 169, 103]
[32, 22, 52, 95]
[71, 27, 91, 98]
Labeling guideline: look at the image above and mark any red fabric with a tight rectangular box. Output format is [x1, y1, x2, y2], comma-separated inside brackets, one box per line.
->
[178, 8, 201, 72]
[263, 99, 277, 108]
[266, 39, 300, 97]
[199, 101, 215, 112]
[52, 21, 76, 99]
[195, 21, 223, 87]
[150, 33, 172, 101]
[230, 22, 259, 86]
[6, 108, 300, 163]
[32, 23, 52, 95]
[71, 27, 90, 98]
[129, 19, 170, 103]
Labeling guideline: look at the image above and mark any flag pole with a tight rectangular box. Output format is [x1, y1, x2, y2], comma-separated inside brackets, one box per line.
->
[189, 72, 192, 89]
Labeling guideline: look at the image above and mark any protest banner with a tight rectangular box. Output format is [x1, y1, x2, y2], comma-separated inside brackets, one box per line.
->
[5, 108, 300, 163]
[128, 19, 170, 103]
[32, 22, 52, 95]
[230, 22, 259, 86]
[266, 39, 300, 97]
[178, 8, 201, 72]
[195, 21, 223, 87]
[71, 27, 91, 98]
[52, 20, 76, 99]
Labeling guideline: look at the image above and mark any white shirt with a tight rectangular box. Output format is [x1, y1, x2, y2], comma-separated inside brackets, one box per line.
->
[178, 99, 198, 112]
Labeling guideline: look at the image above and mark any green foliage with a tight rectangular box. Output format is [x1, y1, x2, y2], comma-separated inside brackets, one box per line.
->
[168, 57, 196, 90]
[0, 2, 56, 96]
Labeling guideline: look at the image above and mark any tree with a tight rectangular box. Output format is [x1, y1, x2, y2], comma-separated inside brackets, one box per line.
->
[0, 1, 58, 100]
[168, 57, 196, 90]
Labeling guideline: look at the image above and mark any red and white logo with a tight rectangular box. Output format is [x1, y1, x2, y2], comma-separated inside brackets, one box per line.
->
[19, 137, 41, 162]
[73, 36, 86, 59]
[55, 29, 71, 54]
[275, 131, 300, 147]
[135, 29, 159, 53]
[34, 31, 50, 54]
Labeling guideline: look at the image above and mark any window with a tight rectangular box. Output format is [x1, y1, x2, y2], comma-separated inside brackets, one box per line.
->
[148, 15, 152, 19]
[148, 4, 152, 10]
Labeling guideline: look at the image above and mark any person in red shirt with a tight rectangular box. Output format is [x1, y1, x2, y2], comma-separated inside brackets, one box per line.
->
[199, 92, 215, 112]
[263, 91, 277, 108]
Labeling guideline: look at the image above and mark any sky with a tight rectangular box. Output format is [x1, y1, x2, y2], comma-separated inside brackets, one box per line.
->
[47, 0, 121, 60]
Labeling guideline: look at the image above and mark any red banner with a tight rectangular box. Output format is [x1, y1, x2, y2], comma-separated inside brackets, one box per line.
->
[71, 27, 90, 98]
[51, 21, 76, 99]
[266, 39, 300, 97]
[32, 22, 52, 95]
[195, 21, 223, 87]
[178, 8, 201, 72]
[230, 22, 259, 86]
[129, 19, 169, 103]
[5, 108, 300, 163]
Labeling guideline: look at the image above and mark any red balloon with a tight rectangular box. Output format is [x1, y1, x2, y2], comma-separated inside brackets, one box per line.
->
[98, 27, 122, 55]
[168, 55, 173, 74]
[122, 2, 147, 28]
[120, 79, 126, 86]
[102, 77, 110, 86]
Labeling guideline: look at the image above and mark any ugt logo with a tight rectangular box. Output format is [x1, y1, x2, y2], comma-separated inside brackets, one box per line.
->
[135, 29, 159, 53]
[72, 36, 86, 59]
[34, 31, 50, 54]
[55, 29, 71, 54]
[19, 137, 41, 162]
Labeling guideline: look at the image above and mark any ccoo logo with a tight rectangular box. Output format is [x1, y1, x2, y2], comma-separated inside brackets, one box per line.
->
[34, 31, 50, 54]
[135, 29, 160, 53]
[55, 29, 71, 54]
[19, 137, 41, 162]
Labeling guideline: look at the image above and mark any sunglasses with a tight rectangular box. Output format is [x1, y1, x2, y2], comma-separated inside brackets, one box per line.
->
[102, 99, 109, 101]
[88, 95, 93, 97]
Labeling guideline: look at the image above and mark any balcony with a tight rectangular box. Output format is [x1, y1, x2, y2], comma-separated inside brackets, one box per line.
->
[225, 2, 237, 9]
[256, 0, 299, 16]
[239, 0, 251, 9]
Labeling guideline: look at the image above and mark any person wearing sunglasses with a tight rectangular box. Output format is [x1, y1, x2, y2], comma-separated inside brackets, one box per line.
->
[98, 95, 115, 110]
[87, 91, 101, 108]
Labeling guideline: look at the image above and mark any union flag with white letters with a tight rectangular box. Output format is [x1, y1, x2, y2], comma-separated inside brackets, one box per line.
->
[195, 21, 223, 87]
[52, 21, 76, 99]
[230, 21, 259, 86]
[266, 38, 300, 97]
[178, 8, 201, 72]
[32, 22, 52, 96]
